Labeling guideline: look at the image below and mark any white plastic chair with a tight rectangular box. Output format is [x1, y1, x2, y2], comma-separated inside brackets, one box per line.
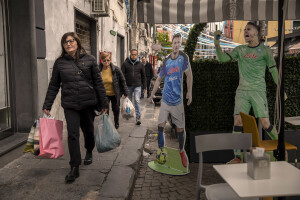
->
[195, 133, 258, 200]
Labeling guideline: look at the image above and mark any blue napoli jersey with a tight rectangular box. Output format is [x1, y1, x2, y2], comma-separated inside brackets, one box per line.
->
[159, 51, 190, 106]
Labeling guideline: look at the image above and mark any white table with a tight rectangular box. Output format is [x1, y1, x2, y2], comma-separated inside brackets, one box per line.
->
[285, 116, 300, 126]
[213, 161, 300, 198]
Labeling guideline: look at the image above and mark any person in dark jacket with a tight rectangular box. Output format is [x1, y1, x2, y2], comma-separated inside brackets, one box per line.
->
[141, 56, 154, 98]
[121, 49, 146, 125]
[99, 52, 128, 129]
[42, 32, 108, 184]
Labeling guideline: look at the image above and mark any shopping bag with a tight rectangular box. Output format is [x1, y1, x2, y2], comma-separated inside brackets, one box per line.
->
[121, 97, 135, 119]
[94, 114, 121, 153]
[23, 120, 40, 155]
[33, 120, 40, 155]
[23, 121, 36, 154]
[39, 114, 64, 159]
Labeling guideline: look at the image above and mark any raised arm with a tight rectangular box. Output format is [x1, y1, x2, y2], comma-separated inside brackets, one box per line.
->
[214, 30, 237, 63]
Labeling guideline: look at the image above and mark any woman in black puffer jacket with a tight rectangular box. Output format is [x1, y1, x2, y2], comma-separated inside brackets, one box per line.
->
[42, 32, 108, 184]
[99, 52, 128, 129]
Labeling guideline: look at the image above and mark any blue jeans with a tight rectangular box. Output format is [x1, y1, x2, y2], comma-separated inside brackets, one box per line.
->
[128, 86, 141, 119]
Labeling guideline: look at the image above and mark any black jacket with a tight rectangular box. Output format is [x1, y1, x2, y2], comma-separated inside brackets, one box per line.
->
[99, 63, 129, 100]
[121, 57, 146, 89]
[43, 53, 108, 110]
[144, 62, 154, 79]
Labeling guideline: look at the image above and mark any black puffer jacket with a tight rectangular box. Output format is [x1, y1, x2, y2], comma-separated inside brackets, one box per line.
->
[99, 62, 129, 100]
[121, 57, 146, 89]
[43, 53, 108, 110]
[144, 62, 154, 79]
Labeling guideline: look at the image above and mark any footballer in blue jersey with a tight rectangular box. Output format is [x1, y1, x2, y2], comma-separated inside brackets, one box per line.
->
[150, 33, 193, 168]
[159, 51, 190, 106]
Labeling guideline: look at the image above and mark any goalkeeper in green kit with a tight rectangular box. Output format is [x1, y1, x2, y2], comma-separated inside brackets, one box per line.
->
[214, 22, 281, 164]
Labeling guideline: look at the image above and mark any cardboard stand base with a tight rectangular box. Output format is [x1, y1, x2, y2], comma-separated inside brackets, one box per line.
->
[148, 147, 190, 175]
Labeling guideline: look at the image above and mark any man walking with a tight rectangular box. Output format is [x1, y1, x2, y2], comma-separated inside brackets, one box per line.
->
[121, 49, 146, 125]
[149, 33, 193, 168]
[141, 56, 154, 98]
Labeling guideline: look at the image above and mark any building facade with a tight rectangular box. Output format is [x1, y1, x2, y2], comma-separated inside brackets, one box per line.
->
[232, 20, 293, 46]
[0, 0, 152, 142]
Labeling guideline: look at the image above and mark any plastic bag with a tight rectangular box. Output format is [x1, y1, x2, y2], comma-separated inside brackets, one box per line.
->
[39, 114, 64, 159]
[94, 114, 121, 153]
[121, 97, 135, 119]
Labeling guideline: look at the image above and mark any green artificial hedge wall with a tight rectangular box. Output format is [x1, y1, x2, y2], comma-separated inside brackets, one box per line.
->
[183, 56, 300, 154]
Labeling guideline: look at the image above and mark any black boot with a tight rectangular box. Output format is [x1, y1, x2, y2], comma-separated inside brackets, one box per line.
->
[84, 151, 93, 165]
[115, 122, 119, 129]
[65, 166, 79, 184]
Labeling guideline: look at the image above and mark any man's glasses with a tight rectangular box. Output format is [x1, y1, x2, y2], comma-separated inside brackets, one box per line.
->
[103, 59, 110, 62]
[63, 39, 75, 45]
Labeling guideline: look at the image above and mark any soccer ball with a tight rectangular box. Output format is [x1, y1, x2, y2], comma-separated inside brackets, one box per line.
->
[156, 148, 167, 164]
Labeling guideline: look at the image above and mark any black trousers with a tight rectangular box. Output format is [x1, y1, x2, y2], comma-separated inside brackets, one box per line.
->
[64, 107, 95, 167]
[146, 77, 151, 96]
[107, 95, 120, 125]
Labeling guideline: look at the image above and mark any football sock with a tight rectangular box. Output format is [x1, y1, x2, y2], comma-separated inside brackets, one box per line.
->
[265, 125, 278, 140]
[177, 130, 185, 152]
[158, 126, 165, 148]
[233, 126, 243, 159]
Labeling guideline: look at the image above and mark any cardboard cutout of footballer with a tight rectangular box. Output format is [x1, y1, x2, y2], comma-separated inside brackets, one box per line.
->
[148, 33, 193, 175]
[214, 22, 282, 164]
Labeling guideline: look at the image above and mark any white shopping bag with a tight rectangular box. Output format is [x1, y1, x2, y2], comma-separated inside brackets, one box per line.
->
[121, 97, 135, 119]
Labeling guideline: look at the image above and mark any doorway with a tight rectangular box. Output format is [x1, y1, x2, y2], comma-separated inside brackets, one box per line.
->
[0, 0, 11, 139]
[116, 34, 124, 68]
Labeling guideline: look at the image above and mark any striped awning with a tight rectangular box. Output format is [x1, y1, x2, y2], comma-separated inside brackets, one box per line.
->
[137, 0, 300, 24]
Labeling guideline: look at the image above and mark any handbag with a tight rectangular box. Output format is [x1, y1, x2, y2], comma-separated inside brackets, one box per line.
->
[94, 114, 121, 153]
[39, 114, 64, 159]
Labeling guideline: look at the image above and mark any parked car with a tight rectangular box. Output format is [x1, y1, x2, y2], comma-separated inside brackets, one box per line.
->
[149, 74, 164, 104]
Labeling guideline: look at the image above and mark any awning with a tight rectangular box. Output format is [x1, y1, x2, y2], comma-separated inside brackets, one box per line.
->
[290, 42, 300, 50]
[137, 0, 300, 24]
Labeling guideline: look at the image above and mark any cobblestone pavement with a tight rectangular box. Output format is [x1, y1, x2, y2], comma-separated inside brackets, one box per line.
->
[129, 105, 224, 200]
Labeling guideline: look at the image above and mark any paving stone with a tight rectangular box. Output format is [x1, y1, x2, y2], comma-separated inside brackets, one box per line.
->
[99, 166, 135, 198]
[124, 137, 145, 150]
[161, 188, 169, 193]
[114, 149, 141, 166]
[130, 126, 147, 138]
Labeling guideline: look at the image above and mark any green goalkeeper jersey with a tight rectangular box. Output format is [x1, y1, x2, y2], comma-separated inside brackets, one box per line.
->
[216, 44, 277, 91]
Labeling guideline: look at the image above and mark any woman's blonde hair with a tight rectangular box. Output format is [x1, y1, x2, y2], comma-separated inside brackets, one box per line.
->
[101, 52, 111, 60]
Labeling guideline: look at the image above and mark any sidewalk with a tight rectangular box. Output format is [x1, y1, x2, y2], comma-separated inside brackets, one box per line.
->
[0, 98, 155, 200]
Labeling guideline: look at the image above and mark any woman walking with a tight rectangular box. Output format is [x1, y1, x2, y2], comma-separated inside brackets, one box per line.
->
[42, 32, 108, 183]
[99, 52, 128, 129]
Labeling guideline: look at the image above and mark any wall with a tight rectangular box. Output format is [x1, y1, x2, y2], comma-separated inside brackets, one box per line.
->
[99, 0, 128, 66]
[44, 0, 91, 71]
[232, 20, 248, 45]
[137, 23, 153, 58]
[266, 21, 292, 46]
[8, 0, 38, 132]
[233, 20, 293, 46]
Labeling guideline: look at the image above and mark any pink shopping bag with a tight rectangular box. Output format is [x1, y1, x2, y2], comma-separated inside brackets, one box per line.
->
[39, 117, 64, 158]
